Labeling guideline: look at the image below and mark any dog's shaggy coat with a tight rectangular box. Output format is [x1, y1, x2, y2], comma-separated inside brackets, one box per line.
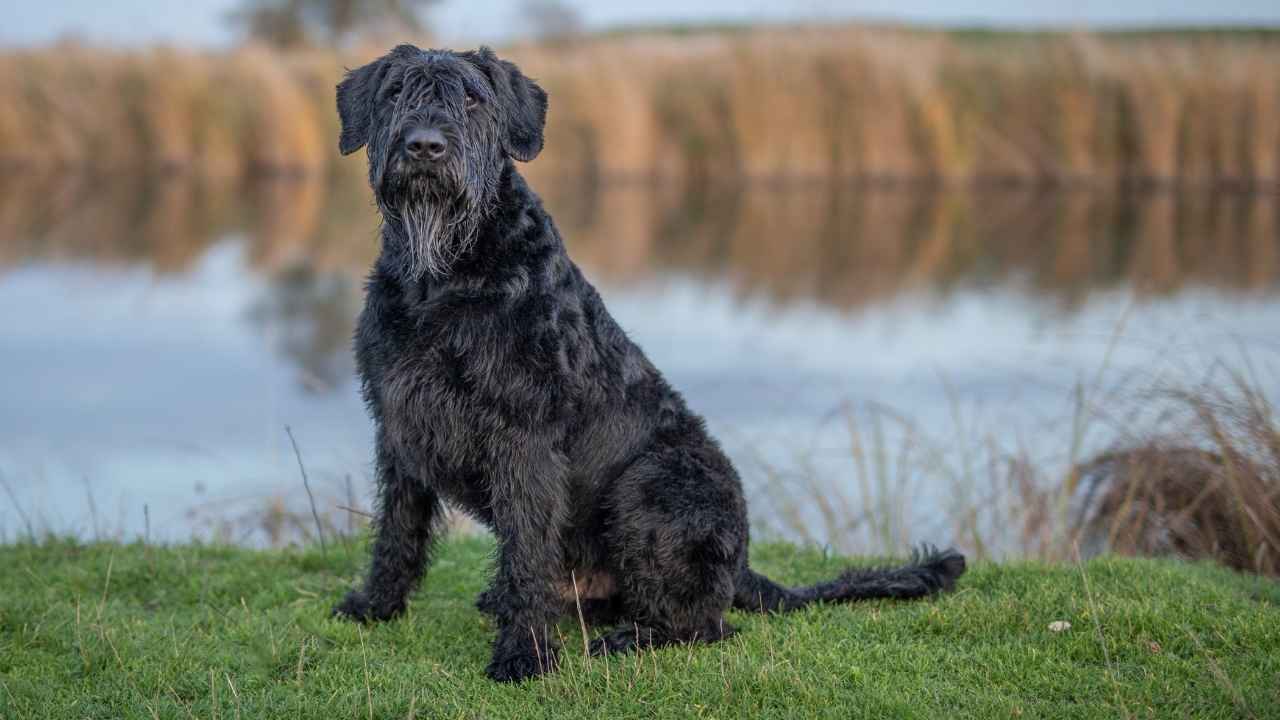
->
[330, 44, 966, 683]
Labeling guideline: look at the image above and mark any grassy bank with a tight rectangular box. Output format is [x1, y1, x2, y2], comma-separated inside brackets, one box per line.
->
[3, 26, 1280, 187]
[1, 538, 1277, 718]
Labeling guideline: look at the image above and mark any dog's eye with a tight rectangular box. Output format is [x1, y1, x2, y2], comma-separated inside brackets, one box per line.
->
[464, 92, 479, 111]
[387, 85, 402, 103]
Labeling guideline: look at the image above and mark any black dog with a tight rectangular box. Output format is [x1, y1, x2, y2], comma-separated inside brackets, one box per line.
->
[330, 44, 966, 683]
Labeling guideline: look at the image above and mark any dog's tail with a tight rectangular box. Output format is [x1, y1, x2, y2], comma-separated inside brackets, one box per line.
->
[732, 545, 966, 613]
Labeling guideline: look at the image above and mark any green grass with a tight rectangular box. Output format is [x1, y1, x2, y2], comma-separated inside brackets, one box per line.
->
[1, 538, 1277, 719]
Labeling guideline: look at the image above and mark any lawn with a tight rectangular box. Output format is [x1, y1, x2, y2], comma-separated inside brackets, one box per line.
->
[0, 537, 1277, 719]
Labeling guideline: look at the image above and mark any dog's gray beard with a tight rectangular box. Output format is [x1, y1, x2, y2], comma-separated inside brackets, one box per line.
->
[398, 198, 479, 279]
[384, 173, 487, 279]
[378, 128, 500, 279]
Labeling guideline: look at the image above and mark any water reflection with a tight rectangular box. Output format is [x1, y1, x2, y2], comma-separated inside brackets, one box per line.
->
[4, 173, 1277, 313]
[565, 184, 1280, 310]
[0, 172, 1277, 547]
[245, 266, 359, 393]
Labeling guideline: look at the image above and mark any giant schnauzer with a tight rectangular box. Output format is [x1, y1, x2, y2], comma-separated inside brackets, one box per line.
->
[330, 44, 966, 683]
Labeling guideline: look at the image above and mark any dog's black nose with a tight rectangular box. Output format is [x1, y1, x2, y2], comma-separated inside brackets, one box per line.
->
[405, 128, 447, 162]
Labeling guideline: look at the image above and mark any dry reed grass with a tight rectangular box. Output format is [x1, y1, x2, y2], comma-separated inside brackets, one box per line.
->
[2, 28, 1279, 186]
[754, 362, 1280, 578]
[1072, 376, 1280, 576]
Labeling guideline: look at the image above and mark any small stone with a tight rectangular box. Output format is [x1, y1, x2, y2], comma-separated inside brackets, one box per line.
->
[1048, 621, 1071, 632]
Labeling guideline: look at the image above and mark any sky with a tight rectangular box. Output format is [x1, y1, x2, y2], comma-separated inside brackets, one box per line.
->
[5, 0, 1280, 47]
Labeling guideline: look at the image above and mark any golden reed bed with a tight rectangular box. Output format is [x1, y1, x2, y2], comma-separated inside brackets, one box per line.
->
[1, 27, 1279, 187]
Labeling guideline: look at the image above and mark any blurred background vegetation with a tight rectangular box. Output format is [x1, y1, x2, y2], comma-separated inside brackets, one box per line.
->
[2, 1, 1279, 188]
[2, 1, 1279, 577]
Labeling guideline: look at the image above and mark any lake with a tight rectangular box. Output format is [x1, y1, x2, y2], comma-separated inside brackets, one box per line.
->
[2, 171, 1278, 553]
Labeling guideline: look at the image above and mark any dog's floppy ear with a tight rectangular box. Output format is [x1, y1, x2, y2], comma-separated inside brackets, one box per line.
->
[337, 46, 419, 155]
[336, 55, 390, 156]
[336, 57, 385, 155]
[467, 47, 548, 162]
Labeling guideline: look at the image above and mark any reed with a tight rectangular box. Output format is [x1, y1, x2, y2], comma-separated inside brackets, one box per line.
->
[1072, 374, 1280, 576]
[2, 27, 1278, 187]
[755, 362, 1280, 578]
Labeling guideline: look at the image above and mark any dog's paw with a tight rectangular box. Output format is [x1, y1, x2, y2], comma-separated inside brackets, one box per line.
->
[588, 629, 636, 657]
[485, 646, 559, 683]
[331, 590, 374, 623]
[332, 590, 404, 623]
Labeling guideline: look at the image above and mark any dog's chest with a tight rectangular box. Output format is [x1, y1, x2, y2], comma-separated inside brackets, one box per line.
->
[357, 282, 574, 464]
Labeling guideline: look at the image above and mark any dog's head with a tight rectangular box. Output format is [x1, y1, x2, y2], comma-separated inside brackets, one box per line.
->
[336, 45, 548, 278]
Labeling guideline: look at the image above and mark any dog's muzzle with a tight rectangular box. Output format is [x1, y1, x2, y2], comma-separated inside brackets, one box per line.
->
[403, 126, 448, 164]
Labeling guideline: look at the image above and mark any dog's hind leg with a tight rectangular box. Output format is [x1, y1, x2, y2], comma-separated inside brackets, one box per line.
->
[588, 523, 740, 656]
[592, 432, 747, 656]
[333, 433, 443, 623]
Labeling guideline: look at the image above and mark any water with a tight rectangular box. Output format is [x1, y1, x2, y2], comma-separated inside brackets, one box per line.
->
[2, 172, 1279, 550]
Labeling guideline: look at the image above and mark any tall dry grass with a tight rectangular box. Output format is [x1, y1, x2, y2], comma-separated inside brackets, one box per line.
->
[2, 28, 1279, 186]
[0, 42, 358, 178]
[755, 362, 1280, 577]
[1072, 376, 1280, 576]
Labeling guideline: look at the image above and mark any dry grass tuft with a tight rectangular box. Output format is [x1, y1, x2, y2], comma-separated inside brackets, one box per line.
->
[1073, 377, 1280, 576]
[753, 358, 1280, 579]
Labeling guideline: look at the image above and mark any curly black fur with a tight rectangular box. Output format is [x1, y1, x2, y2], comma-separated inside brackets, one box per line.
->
[330, 44, 967, 683]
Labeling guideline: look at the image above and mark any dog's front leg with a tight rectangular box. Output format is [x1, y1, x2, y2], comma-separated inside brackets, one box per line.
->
[483, 446, 568, 683]
[333, 431, 443, 622]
